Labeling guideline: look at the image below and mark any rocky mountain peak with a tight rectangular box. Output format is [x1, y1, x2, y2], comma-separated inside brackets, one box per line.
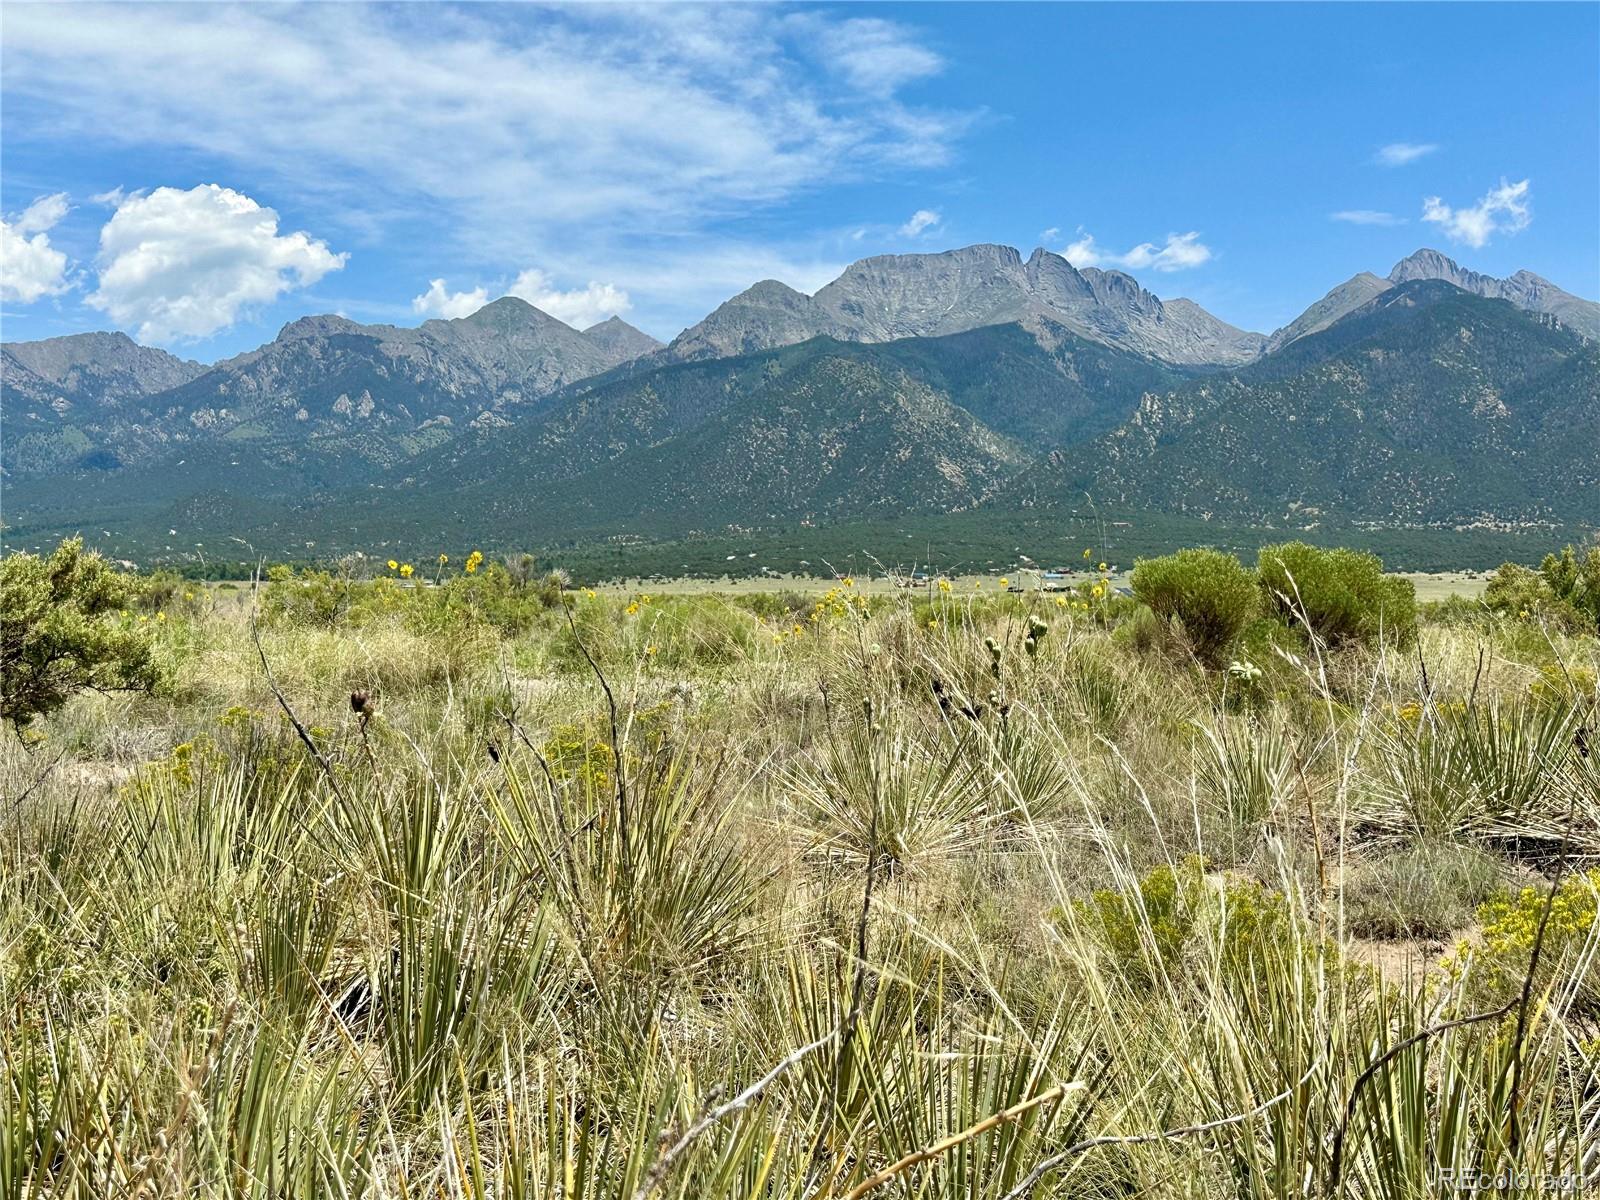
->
[580, 316, 663, 368]
[1387, 247, 1466, 284]
[3, 329, 206, 396]
[276, 314, 368, 343]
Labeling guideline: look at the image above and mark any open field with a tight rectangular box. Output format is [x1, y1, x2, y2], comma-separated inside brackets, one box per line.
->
[3, 548, 1596, 1197]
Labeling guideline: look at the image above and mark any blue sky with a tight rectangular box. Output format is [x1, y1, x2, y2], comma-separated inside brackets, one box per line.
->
[2, 2, 1595, 361]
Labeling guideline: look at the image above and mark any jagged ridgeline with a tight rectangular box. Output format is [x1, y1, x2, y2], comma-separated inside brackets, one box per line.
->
[2, 244, 1595, 562]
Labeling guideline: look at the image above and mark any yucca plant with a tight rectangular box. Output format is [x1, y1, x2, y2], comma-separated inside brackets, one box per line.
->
[785, 708, 994, 874]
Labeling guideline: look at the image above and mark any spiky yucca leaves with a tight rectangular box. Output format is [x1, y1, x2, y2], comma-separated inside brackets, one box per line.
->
[785, 705, 997, 874]
[1363, 696, 1585, 852]
[4, 581, 1598, 1197]
[493, 738, 768, 1021]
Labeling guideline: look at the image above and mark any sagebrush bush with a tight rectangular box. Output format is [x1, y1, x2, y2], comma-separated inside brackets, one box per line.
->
[0, 538, 166, 728]
[1130, 548, 1257, 667]
[1346, 842, 1504, 939]
[1257, 541, 1417, 649]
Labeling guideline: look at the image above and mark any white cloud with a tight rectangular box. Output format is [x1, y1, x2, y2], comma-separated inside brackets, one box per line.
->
[1039, 226, 1060, 243]
[87, 184, 347, 343]
[898, 209, 941, 238]
[1, 5, 969, 336]
[1062, 230, 1213, 273]
[412, 278, 489, 320]
[1421, 178, 1531, 248]
[798, 16, 944, 97]
[12, 192, 70, 236]
[1, 193, 72, 302]
[1376, 142, 1438, 167]
[1331, 209, 1406, 226]
[507, 269, 630, 328]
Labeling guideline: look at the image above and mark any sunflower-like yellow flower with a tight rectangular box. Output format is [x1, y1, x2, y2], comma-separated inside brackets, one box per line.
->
[1082, 548, 1092, 560]
[644, 643, 658, 656]
[626, 601, 640, 615]
[399, 563, 414, 579]
[438, 553, 448, 565]
[465, 550, 484, 574]
[842, 576, 855, 588]
[1098, 562, 1108, 573]
[999, 577, 1009, 588]
[387, 559, 399, 571]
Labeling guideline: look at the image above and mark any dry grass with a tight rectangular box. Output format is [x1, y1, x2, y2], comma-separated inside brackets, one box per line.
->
[2, 579, 1595, 1197]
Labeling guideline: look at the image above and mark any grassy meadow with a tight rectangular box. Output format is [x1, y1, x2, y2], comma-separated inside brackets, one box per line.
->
[2, 548, 1597, 1198]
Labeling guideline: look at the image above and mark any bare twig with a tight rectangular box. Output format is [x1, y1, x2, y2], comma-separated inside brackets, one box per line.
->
[5, 747, 66, 815]
[842, 1082, 1079, 1200]
[1002, 1058, 1320, 1200]
[1330, 726, 1582, 1187]
[558, 583, 630, 871]
[631, 1028, 838, 1200]
[250, 590, 346, 804]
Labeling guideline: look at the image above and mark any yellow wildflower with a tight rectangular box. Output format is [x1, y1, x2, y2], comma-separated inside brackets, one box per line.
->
[926, 617, 938, 629]
[1055, 597, 1067, 607]
[387, 559, 399, 571]
[156, 612, 166, 622]
[937, 578, 952, 593]
[438, 553, 448, 565]
[626, 602, 640, 615]
[644, 644, 658, 656]
[999, 577, 1009, 588]
[465, 550, 483, 574]
[399, 563, 414, 579]
[842, 576, 855, 588]
[1098, 562, 1108, 573]
[1082, 548, 1092, 560]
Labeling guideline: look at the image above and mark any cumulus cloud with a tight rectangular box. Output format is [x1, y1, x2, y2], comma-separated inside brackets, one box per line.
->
[1331, 209, 1406, 226]
[898, 209, 941, 238]
[1375, 142, 1439, 167]
[1062, 230, 1213, 273]
[1039, 226, 1061, 243]
[507, 269, 630, 328]
[87, 184, 347, 343]
[412, 279, 489, 320]
[1421, 178, 1531, 248]
[1, 192, 72, 303]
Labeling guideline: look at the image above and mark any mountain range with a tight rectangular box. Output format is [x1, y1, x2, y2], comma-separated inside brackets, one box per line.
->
[2, 244, 1595, 564]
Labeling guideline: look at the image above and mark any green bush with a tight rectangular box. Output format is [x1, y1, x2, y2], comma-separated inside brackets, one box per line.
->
[0, 538, 166, 729]
[1130, 548, 1257, 667]
[1068, 855, 1296, 989]
[1481, 545, 1600, 633]
[1256, 542, 1416, 648]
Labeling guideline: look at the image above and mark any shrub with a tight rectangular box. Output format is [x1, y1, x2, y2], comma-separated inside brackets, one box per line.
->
[1129, 548, 1257, 667]
[1481, 546, 1599, 633]
[1068, 855, 1296, 989]
[1346, 842, 1504, 940]
[1256, 542, 1416, 648]
[0, 538, 166, 729]
[1446, 868, 1600, 1016]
